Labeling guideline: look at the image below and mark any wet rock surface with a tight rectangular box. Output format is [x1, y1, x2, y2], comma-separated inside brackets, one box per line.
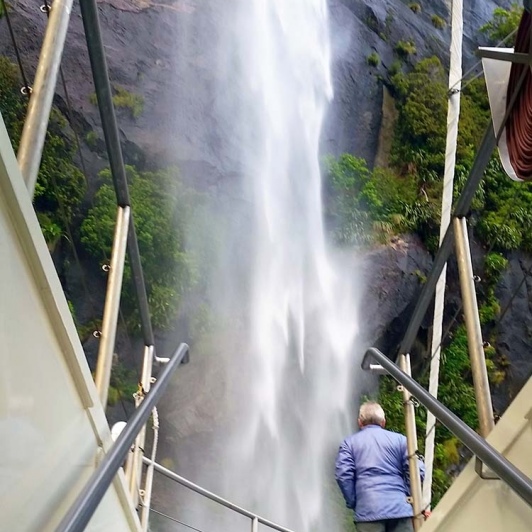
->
[323, 0, 510, 163]
[493, 255, 532, 413]
[0, 0, 510, 175]
[359, 234, 433, 352]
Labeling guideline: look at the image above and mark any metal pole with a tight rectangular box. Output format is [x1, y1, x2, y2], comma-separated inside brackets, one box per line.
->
[94, 206, 130, 408]
[55, 343, 189, 532]
[398, 354, 423, 531]
[398, 122, 496, 360]
[252, 517, 259, 532]
[143, 459, 296, 532]
[79, 0, 155, 347]
[140, 408, 159, 531]
[423, 0, 464, 510]
[126, 344, 154, 504]
[453, 217, 495, 437]
[17, 0, 74, 196]
[362, 348, 532, 508]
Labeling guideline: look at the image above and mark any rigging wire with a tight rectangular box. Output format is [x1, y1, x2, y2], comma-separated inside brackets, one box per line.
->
[27, 0, 97, 315]
[1, 0, 32, 94]
[30, 0, 142, 412]
[414, 21, 525, 395]
[449, 27, 519, 94]
[147, 507, 207, 532]
[418, 87, 532, 379]
[418, 181, 532, 379]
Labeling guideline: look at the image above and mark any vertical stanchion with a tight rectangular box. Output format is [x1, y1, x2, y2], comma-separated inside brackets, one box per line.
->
[18, 0, 74, 195]
[127, 344, 155, 507]
[453, 217, 495, 437]
[94, 205, 130, 408]
[251, 517, 259, 532]
[140, 408, 158, 530]
[399, 353, 424, 531]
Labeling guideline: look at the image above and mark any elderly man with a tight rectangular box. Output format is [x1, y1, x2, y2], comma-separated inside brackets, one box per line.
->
[335, 401, 425, 532]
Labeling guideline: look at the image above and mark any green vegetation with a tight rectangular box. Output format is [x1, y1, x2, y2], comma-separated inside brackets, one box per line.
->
[85, 130, 99, 149]
[1, 54, 217, 411]
[80, 165, 200, 329]
[325, 152, 438, 247]
[367, 52, 380, 67]
[480, 3, 523, 45]
[395, 39, 417, 58]
[408, 3, 421, 14]
[388, 60, 403, 77]
[484, 252, 509, 284]
[431, 15, 446, 29]
[112, 85, 144, 118]
[90, 85, 144, 118]
[107, 361, 139, 406]
[0, 56, 86, 248]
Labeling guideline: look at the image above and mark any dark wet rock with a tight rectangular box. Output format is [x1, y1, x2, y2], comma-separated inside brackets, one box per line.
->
[322, 0, 511, 163]
[359, 234, 433, 357]
[493, 254, 532, 414]
[1, 0, 511, 178]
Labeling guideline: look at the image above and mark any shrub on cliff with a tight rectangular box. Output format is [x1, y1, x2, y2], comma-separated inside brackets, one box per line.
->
[480, 3, 523, 46]
[81, 165, 199, 329]
[0, 56, 85, 247]
[324, 154, 434, 245]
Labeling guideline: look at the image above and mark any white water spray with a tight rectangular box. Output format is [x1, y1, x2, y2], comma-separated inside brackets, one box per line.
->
[163, 1, 362, 531]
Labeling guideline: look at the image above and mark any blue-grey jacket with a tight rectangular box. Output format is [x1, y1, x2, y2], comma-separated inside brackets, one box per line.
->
[335, 425, 425, 522]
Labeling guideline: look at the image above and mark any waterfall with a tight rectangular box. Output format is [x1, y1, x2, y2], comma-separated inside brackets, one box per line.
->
[159, 1, 361, 531]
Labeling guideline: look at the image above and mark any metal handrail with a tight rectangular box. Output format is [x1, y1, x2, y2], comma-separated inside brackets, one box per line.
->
[55, 343, 189, 532]
[362, 347, 532, 508]
[142, 458, 296, 532]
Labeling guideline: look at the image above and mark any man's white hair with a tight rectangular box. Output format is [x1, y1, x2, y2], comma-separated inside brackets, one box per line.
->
[358, 401, 385, 426]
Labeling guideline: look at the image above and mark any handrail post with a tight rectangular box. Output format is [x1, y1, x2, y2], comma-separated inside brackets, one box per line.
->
[17, 0, 74, 196]
[94, 205, 130, 408]
[126, 344, 154, 505]
[55, 343, 189, 532]
[453, 217, 495, 437]
[399, 353, 423, 531]
[140, 408, 159, 531]
[252, 516, 259, 532]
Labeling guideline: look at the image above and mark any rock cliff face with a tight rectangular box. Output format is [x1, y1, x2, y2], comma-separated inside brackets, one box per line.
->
[323, 0, 511, 162]
[1, 0, 510, 176]
[494, 254, 532, 413]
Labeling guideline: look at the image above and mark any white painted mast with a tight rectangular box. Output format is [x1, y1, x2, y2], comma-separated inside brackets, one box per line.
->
[423, 0, 464, 511]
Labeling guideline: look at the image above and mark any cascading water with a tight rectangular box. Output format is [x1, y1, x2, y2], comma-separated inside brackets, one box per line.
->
[159, 1, 362, 531]
[231, 1, 360, 530]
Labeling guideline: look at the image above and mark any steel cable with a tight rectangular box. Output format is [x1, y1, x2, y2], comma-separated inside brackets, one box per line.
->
[1, 0, 32, 94]
[32, 0, 141, 413]
[448, 27, 519, 95]
[148, 507, 207, 532]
